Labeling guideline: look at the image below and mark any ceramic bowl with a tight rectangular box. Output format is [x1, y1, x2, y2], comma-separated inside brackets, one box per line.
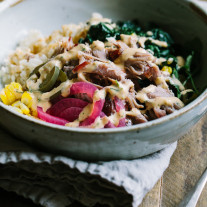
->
[0, 0, 206, 160]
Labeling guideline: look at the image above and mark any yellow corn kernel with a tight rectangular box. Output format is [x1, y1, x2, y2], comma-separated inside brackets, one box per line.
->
[11, 101, 30, 115]
[161, 66, 172, 75]
[167, 57, 174, 65]
[31, 110, 38, 117]
[12, 106, 23, 114]
[6, 82, 23, 99]
[21, 91, 37, 117]
[21, 91, 33, 108]
[20, 103, 30, 115]
[0, 90, 10, 105]
[12, 101, 21, 108]
[0, 82, 23, 105]
[3, 88, 16, 104]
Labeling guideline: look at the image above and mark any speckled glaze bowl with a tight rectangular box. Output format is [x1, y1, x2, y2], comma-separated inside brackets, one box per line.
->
[0, 0, 206, 160]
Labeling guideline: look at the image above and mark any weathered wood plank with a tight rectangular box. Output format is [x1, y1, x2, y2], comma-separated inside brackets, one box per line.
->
[139, 113, 207, 207]
[161, 114, 207, 207]
[139, 180, 161, 207]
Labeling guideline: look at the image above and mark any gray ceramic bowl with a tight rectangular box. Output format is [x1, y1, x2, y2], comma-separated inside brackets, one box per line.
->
[0, 0, 206, 161]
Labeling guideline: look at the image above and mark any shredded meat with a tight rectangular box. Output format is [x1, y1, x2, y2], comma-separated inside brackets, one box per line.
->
[91, 41, 107, 60]
[126, 60, 150, 76]
[125, 52, 161, 80]
[105, 39, 129, 61]
[115, 40, 129, 51]
[92, 49, 107, 60]
[143, 86, 182, 120]
[160, 105, 174, 114]
[143, 64, 161, 81]
[52, 37, 75, 58]
[153, 107, 166, 118]
[102, 95, 116, 116]
[146, 103, 182, 120]
[120, 34, 138, 48]
[107, 49, 122, 61]
[87, 73, 111, 87]
[92, 63, 125, 81]
[127, 114, 148, 124]
[126, 95, 143, 110]
[78, 52, 107, 64]
[147, 86, 174, 99]
[152, 103, 182, 119]
[63, 59, 79, 79]
[134, 52, 155, 61]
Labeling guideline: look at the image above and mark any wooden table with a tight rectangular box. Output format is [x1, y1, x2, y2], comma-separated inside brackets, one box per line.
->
[0, 113, 207, 207]
[140, 113, 207, 207]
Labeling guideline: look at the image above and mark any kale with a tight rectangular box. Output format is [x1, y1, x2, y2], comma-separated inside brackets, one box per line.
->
[145, 41, 172, 58]
[79, 22, 115, 44]
[144, 28, 175, 59]
[115, 20, 142, 38]
[148, 28, 173, 45]
[79, 20, 142, 44]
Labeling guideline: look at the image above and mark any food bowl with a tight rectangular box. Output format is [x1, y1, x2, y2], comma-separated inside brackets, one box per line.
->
[0, 0, 206, 161]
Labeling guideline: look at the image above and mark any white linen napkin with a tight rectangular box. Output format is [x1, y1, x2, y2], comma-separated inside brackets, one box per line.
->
[0, 126, 177, 207]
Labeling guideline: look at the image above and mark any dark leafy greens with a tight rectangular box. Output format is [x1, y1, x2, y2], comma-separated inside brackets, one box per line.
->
[79, 21, 142, 44]
[79, 23, 115, 43]
[116, 20, 142, 37]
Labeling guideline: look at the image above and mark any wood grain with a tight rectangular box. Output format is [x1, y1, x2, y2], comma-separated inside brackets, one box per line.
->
[140, 180, 162, 207]
[161, 113, 207, 207]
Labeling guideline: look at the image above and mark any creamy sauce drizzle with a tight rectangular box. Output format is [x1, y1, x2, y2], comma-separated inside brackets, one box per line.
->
[138, 36, 168, 48]
[135, 85, 184, 111]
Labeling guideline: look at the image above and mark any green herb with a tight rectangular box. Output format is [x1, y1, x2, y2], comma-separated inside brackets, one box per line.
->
[182, 52, 198, 94]
[173, 84, 181, 99]
[115, 80, 119, 87]
[172, 68, 179, 79]
[110, 88, 120, 92]
[28, 88, 33, 93]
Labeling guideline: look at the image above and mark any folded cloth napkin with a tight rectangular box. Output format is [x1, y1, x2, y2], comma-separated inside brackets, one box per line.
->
[0, 127, 177, 207]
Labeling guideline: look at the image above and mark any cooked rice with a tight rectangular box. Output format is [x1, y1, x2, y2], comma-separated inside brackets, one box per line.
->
[0, 13, 107, 89]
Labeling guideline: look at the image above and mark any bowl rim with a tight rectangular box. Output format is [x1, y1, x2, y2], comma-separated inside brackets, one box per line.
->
[0, 0, 207, 134]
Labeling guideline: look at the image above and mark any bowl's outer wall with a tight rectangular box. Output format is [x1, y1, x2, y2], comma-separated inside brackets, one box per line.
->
[0, 96, 207, 160]
[0, 0, 206, 160]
